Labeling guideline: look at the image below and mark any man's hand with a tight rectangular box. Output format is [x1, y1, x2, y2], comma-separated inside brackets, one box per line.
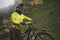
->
[26, 21, 34, 24]
[31, 21, 34, 24]
[21, 21, 34, 25]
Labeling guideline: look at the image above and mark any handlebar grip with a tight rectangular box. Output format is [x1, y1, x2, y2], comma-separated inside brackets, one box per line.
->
[21, 22, 26, 25]
[31, 20, 35, 23]
[26, 20, 35, 24]
[21, 21, 34, 25]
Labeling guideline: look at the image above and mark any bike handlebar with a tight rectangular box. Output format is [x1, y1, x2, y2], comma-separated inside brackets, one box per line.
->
[21, 21, 34, 25]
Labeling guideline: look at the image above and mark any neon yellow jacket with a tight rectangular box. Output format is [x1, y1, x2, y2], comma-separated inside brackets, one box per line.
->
[11, 12, 32, 24]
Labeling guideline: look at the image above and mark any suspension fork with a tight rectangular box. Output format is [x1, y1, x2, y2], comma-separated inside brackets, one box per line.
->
[34, 31, 41, 40]
[27, 24, 36, 40]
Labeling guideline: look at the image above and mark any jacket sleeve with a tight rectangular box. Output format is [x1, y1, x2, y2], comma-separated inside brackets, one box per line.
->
[24, 15, 32, 21]
[11, 12, 20, 24]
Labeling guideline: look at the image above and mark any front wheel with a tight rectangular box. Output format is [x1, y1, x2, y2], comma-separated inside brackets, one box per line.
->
[35, 32, 54, 40]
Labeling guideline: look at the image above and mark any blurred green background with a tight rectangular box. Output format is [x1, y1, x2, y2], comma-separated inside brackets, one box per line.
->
[0, 0, 60, 40]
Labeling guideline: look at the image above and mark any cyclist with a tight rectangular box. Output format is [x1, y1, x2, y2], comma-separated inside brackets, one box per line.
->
[10, 4, 32, 40]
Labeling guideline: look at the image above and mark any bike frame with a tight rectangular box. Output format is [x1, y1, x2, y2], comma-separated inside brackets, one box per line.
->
[22, 23, 54, 40]
[23, 24, 40, 40]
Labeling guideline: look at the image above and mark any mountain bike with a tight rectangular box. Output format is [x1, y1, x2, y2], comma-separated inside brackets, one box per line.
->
[0, 21, 55, 40]
[22, 22, 54, 40]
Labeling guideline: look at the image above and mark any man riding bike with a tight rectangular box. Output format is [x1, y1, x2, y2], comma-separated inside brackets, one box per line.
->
[10, 4, 32, 40]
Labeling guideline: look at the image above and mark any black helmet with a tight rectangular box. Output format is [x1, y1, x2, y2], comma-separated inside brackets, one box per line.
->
[16, 4, 23, 14]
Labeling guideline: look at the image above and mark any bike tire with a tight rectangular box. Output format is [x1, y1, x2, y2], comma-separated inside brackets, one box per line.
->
[35, 32, 54, 40]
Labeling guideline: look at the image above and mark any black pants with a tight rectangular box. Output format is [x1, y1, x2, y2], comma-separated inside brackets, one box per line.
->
[10, 28, 23, 40]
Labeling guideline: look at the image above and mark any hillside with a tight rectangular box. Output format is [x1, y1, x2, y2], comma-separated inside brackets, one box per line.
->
[0, 0, 60, 40]
[23, 0, 60, 40]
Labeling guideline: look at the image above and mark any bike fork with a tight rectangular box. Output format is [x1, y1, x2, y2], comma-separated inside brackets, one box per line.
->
[35, 32, 41, 40]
